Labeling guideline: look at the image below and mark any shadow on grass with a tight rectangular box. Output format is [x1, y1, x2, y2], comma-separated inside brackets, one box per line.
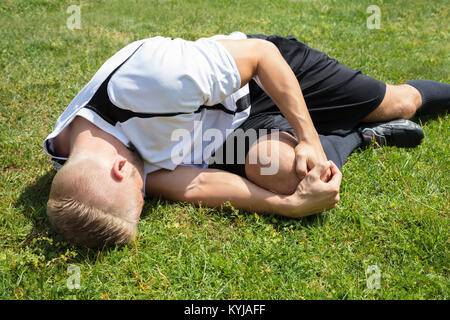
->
[14, 171, 123, 263]
[265, 209, 330, 230]
[15, 171, 74, 255]
[413, 110, 448, 125]
[15, 170, 54, 238]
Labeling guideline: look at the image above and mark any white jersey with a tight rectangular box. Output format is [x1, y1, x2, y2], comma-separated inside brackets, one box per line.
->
[42, 31, 252, 194]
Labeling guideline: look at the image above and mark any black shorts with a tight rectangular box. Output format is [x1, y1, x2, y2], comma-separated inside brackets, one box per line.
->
[209, 34, 387, 177]
[247, 34, 387, 134]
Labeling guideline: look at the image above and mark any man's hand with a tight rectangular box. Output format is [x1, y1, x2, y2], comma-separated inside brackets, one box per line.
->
[283, 161, 342, 218]
[294, 139, 330, 181]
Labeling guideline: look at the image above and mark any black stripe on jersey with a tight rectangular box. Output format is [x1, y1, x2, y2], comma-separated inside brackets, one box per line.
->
[46, 139, 66, 166]
[52, 158, 66, 165]
[236, 94, 251, 113]
[84, 43, 250, 126]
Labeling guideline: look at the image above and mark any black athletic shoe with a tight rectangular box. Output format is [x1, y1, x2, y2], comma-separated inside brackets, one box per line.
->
[358, 119, 424, 148]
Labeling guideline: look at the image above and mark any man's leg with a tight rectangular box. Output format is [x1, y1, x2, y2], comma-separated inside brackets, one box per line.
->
[248, 34, 449, 135]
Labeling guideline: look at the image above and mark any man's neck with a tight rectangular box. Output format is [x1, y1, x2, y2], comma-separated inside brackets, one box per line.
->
[51, 120, 72, 158]
[53, 116, 118, 160]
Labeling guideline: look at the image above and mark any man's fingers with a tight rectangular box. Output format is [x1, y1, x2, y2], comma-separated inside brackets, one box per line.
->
[307, 161, 331, 179]
[321, 167, 332, 182]
[328, 161, 342, 187]
[294, 141, 329, 180]
[306, 155, 331, 182]
[295, 156, 308, 180]
[329, 160, 338, 175]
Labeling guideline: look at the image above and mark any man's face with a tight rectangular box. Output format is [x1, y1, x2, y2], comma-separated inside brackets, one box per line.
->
[131, 165, 145, 219]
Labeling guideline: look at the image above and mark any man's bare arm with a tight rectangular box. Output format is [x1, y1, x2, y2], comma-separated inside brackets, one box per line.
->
[145, 163, 341, 218]
[216, 39, 328, 179]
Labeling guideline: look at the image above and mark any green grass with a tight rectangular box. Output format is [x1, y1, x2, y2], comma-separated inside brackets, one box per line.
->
[0, 0, 448, 299]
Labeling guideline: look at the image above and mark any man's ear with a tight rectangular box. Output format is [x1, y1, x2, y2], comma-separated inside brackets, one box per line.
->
[112, 156, 128, 181]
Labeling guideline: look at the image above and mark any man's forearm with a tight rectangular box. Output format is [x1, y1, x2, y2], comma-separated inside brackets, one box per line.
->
[255, 41, 319, 142]
[146, 166, 293, 217]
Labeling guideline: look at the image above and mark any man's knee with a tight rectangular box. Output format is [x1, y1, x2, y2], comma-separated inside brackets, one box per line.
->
[394, 84, 422, 119]
[244, 132, 300, 195]
[246, 164, 299, 195]
[396, 94, 418, 119]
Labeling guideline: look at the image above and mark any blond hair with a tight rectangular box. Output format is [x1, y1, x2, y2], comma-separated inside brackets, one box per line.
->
[46, 159, 139, 248]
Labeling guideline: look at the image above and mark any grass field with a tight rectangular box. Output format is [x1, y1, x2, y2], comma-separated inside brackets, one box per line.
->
[0, 0, 448, 299]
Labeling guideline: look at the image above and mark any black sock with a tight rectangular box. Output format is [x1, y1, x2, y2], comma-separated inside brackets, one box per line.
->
[405, 79, 450, 116]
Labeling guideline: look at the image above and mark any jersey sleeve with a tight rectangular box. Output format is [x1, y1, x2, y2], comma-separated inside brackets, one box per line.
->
[193, 38, 242, 106]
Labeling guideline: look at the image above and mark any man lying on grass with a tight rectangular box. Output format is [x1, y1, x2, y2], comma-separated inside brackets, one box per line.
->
[43, 32, 450, 248]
